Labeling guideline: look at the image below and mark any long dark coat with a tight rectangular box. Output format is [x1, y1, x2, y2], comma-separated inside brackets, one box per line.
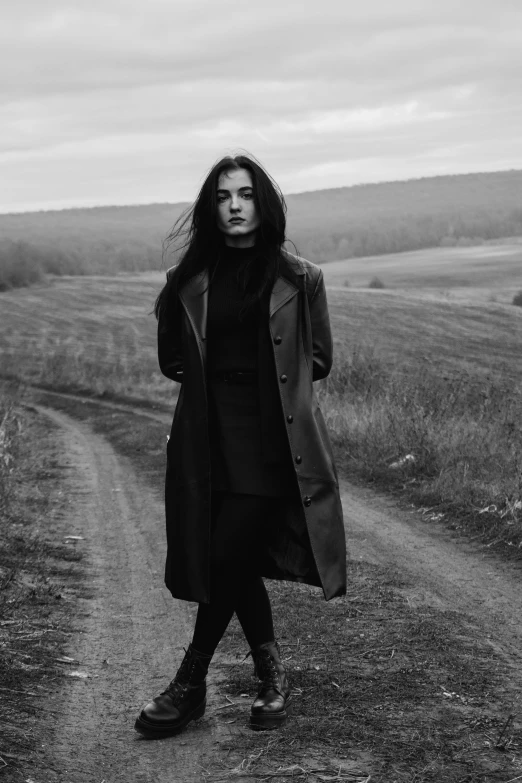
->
[158, 253, 347, 603]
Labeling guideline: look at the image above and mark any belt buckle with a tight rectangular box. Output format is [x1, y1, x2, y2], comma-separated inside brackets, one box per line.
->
[226, 371, 249, 384]
[219, 370, 255, 384]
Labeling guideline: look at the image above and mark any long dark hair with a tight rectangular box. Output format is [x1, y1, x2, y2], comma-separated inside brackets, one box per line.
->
[154, 153, 290, 324]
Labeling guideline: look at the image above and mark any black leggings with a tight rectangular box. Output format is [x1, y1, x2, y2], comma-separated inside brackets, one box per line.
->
[191, 492, 277, 656]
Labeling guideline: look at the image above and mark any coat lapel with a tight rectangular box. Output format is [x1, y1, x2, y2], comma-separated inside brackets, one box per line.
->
[270, 274, 303, 318]
[270, 277, 297, 318]
[270, 251, 306, 317]
[179, 270, 208, 361]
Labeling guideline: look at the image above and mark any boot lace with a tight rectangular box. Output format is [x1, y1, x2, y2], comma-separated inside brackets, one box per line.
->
[162, 676, 191, 702]
[257, 653, 280, 693]
[161, 650, 195, 701]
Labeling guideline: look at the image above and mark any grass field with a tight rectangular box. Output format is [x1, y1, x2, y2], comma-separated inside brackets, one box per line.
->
[0, 274, 172, 405]
[0, 244, 521, 547]
[327, 286, 522, 381]
[2, 246, 522, 390]
[322, 242, 522, 304]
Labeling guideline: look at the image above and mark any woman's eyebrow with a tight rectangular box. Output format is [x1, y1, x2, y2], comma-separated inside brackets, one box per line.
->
[216, 186, 253, 194]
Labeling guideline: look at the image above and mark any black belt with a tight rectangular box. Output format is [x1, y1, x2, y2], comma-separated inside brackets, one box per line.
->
[211, 370, 257, 385]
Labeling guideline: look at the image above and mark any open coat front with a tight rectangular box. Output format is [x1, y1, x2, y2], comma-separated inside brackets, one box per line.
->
[158, 254, 347, 603]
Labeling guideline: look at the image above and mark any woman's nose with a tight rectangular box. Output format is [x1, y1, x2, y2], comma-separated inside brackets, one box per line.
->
[230, 196, 241, 211]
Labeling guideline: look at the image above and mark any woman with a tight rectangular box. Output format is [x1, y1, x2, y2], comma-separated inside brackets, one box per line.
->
[135, 153, 346, 738]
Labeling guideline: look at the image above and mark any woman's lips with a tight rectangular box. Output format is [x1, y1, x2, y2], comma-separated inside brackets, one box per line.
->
[229, 218, 245, 223]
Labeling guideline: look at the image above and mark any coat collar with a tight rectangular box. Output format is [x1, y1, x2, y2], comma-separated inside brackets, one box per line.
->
[179, 263, 303, 343]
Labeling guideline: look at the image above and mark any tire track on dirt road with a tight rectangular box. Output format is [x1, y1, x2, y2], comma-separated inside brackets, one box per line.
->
[31, 403, 227, 783]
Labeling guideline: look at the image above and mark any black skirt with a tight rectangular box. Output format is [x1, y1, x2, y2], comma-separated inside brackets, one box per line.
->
[208, 377, 294, 498]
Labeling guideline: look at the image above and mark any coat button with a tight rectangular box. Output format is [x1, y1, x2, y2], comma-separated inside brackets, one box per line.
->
[295, 455, 302, 464]
[280, 374, 288, 383]
[274, 336, 282, 345]
[286, 415, 293, 423]
[303, 496, 312, 507]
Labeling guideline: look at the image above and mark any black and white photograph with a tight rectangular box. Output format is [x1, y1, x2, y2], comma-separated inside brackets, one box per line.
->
[1, 2, 522, 781]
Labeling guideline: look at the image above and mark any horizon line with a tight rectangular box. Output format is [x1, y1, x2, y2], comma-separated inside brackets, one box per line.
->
[1, 166, 521, 218]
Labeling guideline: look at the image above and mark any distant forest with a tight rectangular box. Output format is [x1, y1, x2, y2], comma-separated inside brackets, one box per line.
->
[1, 169, 522, 290]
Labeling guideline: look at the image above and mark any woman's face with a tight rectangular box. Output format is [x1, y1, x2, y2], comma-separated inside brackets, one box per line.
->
[216, 168, 260, 247]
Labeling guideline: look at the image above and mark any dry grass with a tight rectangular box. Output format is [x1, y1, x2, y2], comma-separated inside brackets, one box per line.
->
[0, 384, 85, 774]
[0, 275, 173, 405]
[318, 347, 522, 551]
[327, 288, 522, 382]
[0, 387, 20, 516]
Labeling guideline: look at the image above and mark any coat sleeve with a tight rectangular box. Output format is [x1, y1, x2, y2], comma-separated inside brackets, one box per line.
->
[157, 273, 184, 384]
[309, 269, 333, 381]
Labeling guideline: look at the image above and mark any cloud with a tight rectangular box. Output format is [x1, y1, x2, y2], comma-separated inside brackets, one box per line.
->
[1, 0, 522, 211]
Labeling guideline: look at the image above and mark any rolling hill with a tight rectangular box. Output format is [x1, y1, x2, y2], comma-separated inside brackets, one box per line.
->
[1, 169, 522, 290]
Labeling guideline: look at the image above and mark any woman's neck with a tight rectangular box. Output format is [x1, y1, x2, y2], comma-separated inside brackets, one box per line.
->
[221, 243, 257, 258]
[223, 235, 257, 249]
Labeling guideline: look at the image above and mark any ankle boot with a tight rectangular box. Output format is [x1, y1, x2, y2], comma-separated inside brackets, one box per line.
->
[250, 641, 291, 730]
[134, 644, 212, 738]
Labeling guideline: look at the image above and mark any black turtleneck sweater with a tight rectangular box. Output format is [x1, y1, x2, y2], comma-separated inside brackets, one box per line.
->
[206, 244, 294, 497]
[207, 245, 259, 375]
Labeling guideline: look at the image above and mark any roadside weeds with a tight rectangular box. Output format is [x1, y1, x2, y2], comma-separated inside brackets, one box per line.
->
[0, 385, 86, 779]
[318, 346, 522, 556]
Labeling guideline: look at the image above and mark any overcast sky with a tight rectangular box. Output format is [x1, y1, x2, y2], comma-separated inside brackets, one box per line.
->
[1, 0, 521, 213]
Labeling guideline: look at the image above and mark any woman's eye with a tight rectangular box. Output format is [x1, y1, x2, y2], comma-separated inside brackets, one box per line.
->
[242, 192, 253, 199]
[217, 195, 228, 203]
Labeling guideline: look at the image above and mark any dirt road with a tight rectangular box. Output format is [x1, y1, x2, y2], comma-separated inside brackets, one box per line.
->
[342, 484, 522, 666]
[27, 393, 522, 781]
[32, 403, 228, 783]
